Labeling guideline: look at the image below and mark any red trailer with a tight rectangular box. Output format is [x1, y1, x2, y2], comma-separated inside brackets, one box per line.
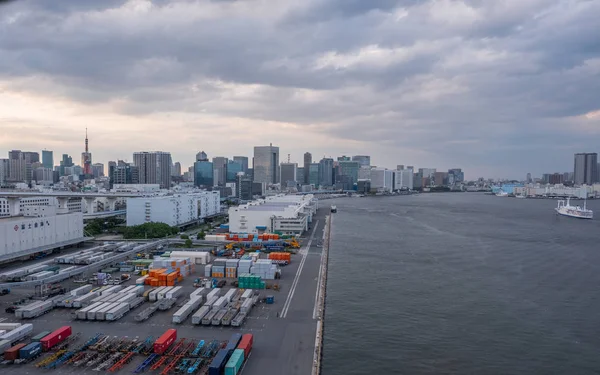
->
[4, 343, 26, 361]
[237, 334, 253, 358]
[154, 329, 177, 354]
[40, 326, 72, 351]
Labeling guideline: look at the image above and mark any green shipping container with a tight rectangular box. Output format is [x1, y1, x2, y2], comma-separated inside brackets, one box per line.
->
[224, 349, 245, 375]
[32, 331, 51, 342]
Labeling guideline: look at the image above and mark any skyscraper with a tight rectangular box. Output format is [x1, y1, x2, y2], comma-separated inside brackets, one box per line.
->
[212, 157, 228, 186]
[318, 158, 334, 187]
[280, 163, 298, 186]
[233, 156, 249, 173]
[227, 160, 243, 182]
[337, 160, 360, 189]
[81, 128, 92, 175]
[194, 160, 213, 187]
[253, 144, 279, 184]
[172, 162, 182, 177]
[92, 163, 104, 178]
[133, 151, 172, 189]
[303, 152, 312, 184]
[196, 151, 208, 162]
[526, 173, 532, 183]
[42, 150, 53, 169]
[574, 153, 598, 185]
[352, 155, 370, 167]
[308, 163, 319, 186]
[59, 154, 74, 176]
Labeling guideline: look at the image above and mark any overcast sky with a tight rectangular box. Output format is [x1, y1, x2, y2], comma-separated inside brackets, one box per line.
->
[1, 0, 598, 179]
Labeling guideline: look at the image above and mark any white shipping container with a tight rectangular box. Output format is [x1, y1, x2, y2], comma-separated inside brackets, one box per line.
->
[0, 323, 21, 331]
[191, 305, 211, 325]
[204, 295, 218, 307]
[0, 323, 33, 342]
[206, 288, 220, 301]
[135, 276, 148, 285]
[205, 264, 212, 277]
[76, 302, 103, 320]
[212, 297, 227, 311]
[0, 331, 5, 337]
[240, 298, 253, 313]
[96, 302, 119, 320]
[241, 289, 253, 300]
[73, 292, 100, 308]
[190, 288, 205, 299]
[70, 284, 93, 296]
[223, 289, 236, 303]
[149, 287, 166, 302]
[105, 303, 130, 321]
[166, 286, 182, 299]
[157, 287, 173, 300]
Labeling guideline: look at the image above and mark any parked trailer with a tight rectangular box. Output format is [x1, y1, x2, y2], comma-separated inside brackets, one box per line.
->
[208, 348, 231, 375]
[166, 286, 183, 299]
[86, 303, 105, 320]
[31, 331, 51, 342]
[204, 295, 218, 308]
[191, 305, 211, 325]
[76, 302, 103, 320]
[241, 289, 253, 300]
[0, 340, 12, 354]
[19, 342, 42, 361]
[224, 348, 245, 375]
[0, 323, 22, 331]
[157, 287, 173, 300]
[240, 298, 253, 314]
[237, 334, 253, 358]
[223, 289, 237, 303]
[100, 285, 123, 295]
[128, 297, 145, 309]
[149, 287, 165, 302]
[73, 292, 100, 308]
[69, 284, 93, 296]
[190, 287, 206, 299]
[105, 303, 130, 321]
[97, 302, 120, 320]
[15, 300, 53, 319]
[40, 326, 71, 351]
[231, 312, 247, 327]
[202, 309, 218, 325]
[172, 296, 203, 324]
[212, 309, 228, 326]
[221, 308, 240, 326]
[212, 297, 227, 311]
[4, 343, 27, 361]
[0, 324, 33, 344]
[206, 288, 221, 301]
[128, 285, 145, 296]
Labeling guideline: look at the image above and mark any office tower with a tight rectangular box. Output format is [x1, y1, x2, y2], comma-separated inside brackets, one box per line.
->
[303, 152, 312, 184]
[212, 157, 228, 186]
[308, 163, 319, 186]
[34, 167, 54, 183]
[448, 168, 464, 183]
[172, 162, 182, 177]
[352, 155, 371, 167]
[133, 151, 172, 189]
[318, 158, 334, 187]
[92, 163, 104, 178]
[0, 159, 8, 185]
[81, 128, 92, 175]
[42, 150, 53, 169]
[297, 167, 304, 186]
[194, 160, 214, 187]
[337, 155, 351, 162]
[236, 173, 253, 200]
[233, 156, 249, 173]
[574, 153, 598, 185]
[407, 165, 414, 170]
[227, 160, 243, 182]
[109, 161, 139, 188]
[280, 163, 298, 186]
[59, 154, 74, 176]
[22, 152, 39, 164]
[196, 151, 208, 162]
[526, 173, 532, 183]
[397, 165, 405, 170]
[337, 160, 360, 190]
[253, 144, 279, 184]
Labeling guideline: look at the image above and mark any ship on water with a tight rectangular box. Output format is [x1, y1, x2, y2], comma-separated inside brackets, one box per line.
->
[555, 198, 593, 219]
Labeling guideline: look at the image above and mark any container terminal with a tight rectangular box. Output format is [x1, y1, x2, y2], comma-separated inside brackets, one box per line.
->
[0, 207, 330, 375]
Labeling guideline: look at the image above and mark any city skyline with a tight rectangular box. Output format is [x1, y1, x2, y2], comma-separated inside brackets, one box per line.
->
[0, 1, 599, 180]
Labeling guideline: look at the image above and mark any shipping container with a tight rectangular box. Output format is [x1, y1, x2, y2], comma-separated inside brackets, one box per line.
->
[190, 288, 206, 300]
[76, 302, 103, 320]
[241, 289, 253, 300]
[4, 343, 26, 361]
[225, 333, 242, 353]
[0, 323, 21, 331]
[40, 326, 71, 351]
[208, 348, 232, 375]
[240, 298, 254, 314]
[191, 305, 211, 325]
[69, 284, 93, 296]
[224, 349, 245, 375]
[149, 287, 165, 302]
[105, 303, 130, 321]
[212, 297, 227, 311]
[231, 312, 247, 327]
[237, 334, 253, 357]
[31, 331, 51, 342]
[0, 340, 12, 355]
[212, 309, 228, 326]
[166, 286, 182, 299]
[172, 296, 203, 324]
[97, 302, 120, 320]
[202, 309, 218, 325]
[206, 288, 221, 301]
[157, 287, 173, 300]
[19, 342, 42, 360]
[154, 329, 177, 355]
[223, 289, 237, 303]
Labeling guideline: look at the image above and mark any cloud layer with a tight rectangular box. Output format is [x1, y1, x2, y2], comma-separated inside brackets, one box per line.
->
[1, 0, 599, 178]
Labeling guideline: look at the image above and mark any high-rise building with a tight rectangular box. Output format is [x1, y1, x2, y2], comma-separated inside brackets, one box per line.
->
[22, 152, 39, 164]
[92, 163, 104, 178]
[318, 158, 334, 187]
[573, 153, 598, 185]
[303, 152, 312, 184]
[448, 168, 464, 183]
[549, 173, 564, 185]
[236, 173, 253, 200]
[394, 169, 414, 190]
[337, 155, 351, 162]
[81, 129, 92, 175]
[352, 155, 370, 167]
[280, 163, 298, 186]
[233, 156, 249, 173]
[308, 163, 319, 186]
[42, 150, 53, 169]
[227, 160, 243, 182]
[337, 160, 360, 189]
[253, 144, 279, 184]
[0, 159, 9, 185]
[34, 167, 54, 183]
[297, 167, 304, 186]
[172, 162, 182, 177]
[212, 157, 228, 186]
[526, 173, 532, 183]
[397, 165, 405, 170]
[59, 154, 74, 176]
[133, 151, 172, 189]
[196, 151, 208, 162]
[194, 160, 214, 187]
[109, 161, 139, 188]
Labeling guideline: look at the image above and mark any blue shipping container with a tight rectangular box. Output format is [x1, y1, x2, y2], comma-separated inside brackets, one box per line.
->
[208, 349, 232, 375]
[225, 333, 242, 353]
[19, 342, 42, 360]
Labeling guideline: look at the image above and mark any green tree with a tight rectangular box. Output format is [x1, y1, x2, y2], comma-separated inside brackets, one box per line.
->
[180, 234, 189, 239]
[197, 230, 206, 240]
[184, 239, 193, 248]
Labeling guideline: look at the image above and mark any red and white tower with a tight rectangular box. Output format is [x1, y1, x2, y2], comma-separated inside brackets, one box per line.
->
[81, 128, 92, 175]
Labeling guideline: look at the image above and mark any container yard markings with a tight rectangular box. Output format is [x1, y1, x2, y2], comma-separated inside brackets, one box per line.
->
[281, 220, 319, 319]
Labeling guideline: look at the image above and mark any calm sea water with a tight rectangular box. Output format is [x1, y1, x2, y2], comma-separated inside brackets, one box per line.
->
[322, 193, 600, 375]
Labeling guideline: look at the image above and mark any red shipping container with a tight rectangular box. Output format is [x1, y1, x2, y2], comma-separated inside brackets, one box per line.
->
[40, 326, 72, 351]
[237, 334, 253, 358]
[154, 329, 177, 354]
[4, 343, 26, 361]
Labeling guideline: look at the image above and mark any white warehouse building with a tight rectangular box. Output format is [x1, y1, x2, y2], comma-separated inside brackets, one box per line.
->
[126, 191, 220, 227]
[0, 212, 85, 263]
[228, 194, 318, 235]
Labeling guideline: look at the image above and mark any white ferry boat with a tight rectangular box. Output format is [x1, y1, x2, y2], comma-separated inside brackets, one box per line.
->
[515, 194, 527, 199]
[496, 191, 509, 197]
[555, 198, 593, 219]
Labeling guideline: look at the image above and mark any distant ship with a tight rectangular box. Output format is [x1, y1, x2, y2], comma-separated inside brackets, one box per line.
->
[496, 191, 509, 197]
[555, 198, 593, 219]
[515, 194, 527, 199]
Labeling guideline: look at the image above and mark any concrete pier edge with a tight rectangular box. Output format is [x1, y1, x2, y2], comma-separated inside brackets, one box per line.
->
[313, 213, 331, 375]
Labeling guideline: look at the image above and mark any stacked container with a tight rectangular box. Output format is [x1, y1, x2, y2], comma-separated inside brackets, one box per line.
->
[224, 349, 245, 375]
[268, 252, 291, 263]
[212, 259, 227, 278]
[237, 274, 265, 289]
[205, 265, 212, 277]
[237, 259, 252, 274]
[145, 269, 182, 287]
[225, 259, 239, 278]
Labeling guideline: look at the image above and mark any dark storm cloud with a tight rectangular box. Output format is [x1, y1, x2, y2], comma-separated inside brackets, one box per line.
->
[0, 0, 599, 177]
